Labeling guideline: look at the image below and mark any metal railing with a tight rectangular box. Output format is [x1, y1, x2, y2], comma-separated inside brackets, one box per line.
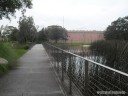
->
[43, 43, 128, 96]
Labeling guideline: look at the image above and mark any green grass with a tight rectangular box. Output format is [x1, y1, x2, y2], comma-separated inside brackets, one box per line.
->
[53, 42, 90, 47]
[14, 49, 27, 59]
[66, 42, 90, 46]
[0, 43, 16, 74]
[0, 42, 29, 75]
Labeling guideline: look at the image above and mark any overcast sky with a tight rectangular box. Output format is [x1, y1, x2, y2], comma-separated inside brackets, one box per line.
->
[0, 0, 128, 31]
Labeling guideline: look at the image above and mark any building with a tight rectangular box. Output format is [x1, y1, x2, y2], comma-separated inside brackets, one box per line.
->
[67, 30, 104, 43]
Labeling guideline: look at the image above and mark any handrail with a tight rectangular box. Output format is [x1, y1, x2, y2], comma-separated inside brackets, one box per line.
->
[46, 43, 128, 77]
[44, 43, 128, 96]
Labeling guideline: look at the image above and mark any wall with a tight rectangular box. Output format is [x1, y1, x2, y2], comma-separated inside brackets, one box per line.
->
[67, 30, 104, 43]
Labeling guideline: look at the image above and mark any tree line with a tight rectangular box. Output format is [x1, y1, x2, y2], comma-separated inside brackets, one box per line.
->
[0, 16, 37, 43]
[0, 0, 68, 44]
[0, 23, 68, 44]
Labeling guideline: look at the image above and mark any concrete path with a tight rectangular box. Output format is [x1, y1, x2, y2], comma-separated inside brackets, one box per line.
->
[0, 44, 64, 96]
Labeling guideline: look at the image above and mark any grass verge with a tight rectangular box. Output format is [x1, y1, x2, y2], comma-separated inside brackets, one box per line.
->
[0, 42, 31, 75]
[14, 49, 27, 59]
[53, 42, 90, 47]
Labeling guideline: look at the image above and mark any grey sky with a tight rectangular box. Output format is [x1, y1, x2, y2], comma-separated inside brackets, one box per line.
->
[0, 0, 128, 31]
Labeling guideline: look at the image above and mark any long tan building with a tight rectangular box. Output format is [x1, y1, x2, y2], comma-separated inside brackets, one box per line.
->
[67, 30, 104, 43]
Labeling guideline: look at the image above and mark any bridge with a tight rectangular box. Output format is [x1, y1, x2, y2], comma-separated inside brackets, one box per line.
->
[0, 44, 127, 96]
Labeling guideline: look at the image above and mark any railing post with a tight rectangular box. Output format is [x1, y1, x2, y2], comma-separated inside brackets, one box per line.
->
[54, 48, 56, 69]
[85, 60, 89, 95]
[57, 49, 59, 73]
[53, 48, 56, 69]
[69, 54, 72, 95]
[61, 51, 64, 81]
[51, 46, 54, 64]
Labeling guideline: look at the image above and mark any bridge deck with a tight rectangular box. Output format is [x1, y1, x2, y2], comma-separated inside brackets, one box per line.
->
[0, 44, 65, 96]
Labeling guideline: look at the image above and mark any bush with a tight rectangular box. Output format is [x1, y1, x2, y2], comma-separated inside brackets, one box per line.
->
[90, 40, 128, 73]
[23, 45, 30, 50]
[12, 43, 32, 50]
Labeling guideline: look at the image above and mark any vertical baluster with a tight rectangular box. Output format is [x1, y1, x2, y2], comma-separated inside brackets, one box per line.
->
[85, 60, 89, 95]
[69, 54, 72, 95]
[61, 51, 64, 81]
[57, 49, 59, 73]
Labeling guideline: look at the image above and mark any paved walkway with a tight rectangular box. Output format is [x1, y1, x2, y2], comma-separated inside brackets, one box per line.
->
[0, 44, 65, 96]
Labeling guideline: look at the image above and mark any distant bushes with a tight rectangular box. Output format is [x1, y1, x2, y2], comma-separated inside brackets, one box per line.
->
[23, 45, 30, 50]
[90, 40, 128, 73]
[12, 42, 33, 50]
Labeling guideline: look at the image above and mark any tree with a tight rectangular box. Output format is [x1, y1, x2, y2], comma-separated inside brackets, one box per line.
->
[8, 27, 19, 41]
[37, 28, 48, 42]
[0, 0, 32, 19]
[18, 16, 37, 43]
[0, 25, 4, 38]
[47, 25, 68, 43]
[0, 25, 18, 41]
[1, 25, 11, 41]
[104, 16, 128, 40]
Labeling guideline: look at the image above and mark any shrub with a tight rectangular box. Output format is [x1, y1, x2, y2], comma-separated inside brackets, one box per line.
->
[23, 45, 30, 50]
[90, 40, 128, 73]
[12, 43, 32, 50]
[0, 43, 17, 72]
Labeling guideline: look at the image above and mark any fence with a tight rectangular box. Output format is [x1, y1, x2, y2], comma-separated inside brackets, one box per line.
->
[43, 43, 128, 96]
